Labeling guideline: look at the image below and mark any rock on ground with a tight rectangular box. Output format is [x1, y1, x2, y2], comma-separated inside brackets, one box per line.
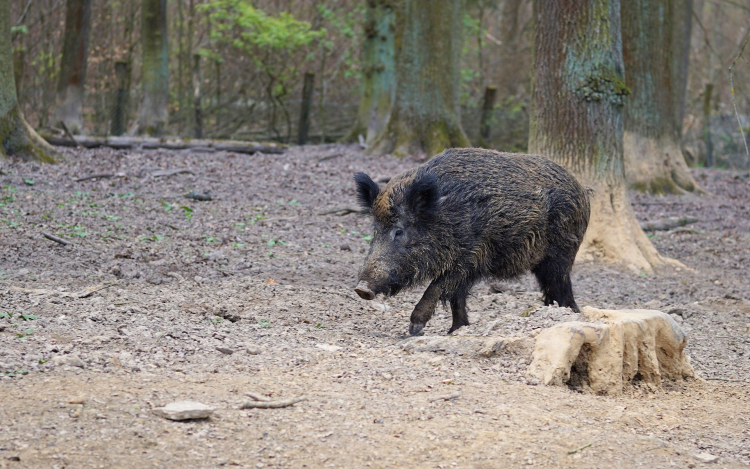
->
[153, 401, 214, 420]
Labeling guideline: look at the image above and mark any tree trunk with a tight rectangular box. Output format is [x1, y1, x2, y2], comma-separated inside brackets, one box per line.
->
[621, 0, 701, 194]
[529, 0, 673, 273]
[298, 72, 315, 145]
[51, 0, 92, 135]
[0, 0, 57, 163]
[110, 61, 131, 136]
[132, 0, 168, 136]
[478, 85, 497, 147]
[342, 0, 396, 144]
[192, 54, 202, 139]
[367, 0, 470, 158]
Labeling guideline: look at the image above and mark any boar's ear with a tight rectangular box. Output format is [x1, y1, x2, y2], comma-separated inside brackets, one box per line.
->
[407, 173, 440, 221]
[354, 172, 380, 212]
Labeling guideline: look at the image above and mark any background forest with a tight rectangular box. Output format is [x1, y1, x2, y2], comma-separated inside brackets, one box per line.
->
[8, 0, 750, 169]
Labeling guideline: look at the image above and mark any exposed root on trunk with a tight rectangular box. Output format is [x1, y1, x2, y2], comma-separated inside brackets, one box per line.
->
[366, 111, 469, 158]
[0, 106, 58, 163]
[624, 133, 704, 195]
[576, 183, 682, 273]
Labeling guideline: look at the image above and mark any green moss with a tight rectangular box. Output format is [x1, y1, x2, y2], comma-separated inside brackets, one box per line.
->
[576, 68, 631, 106]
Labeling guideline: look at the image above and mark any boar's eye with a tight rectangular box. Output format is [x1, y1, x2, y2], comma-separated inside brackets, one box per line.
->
[392, 228, 404, 240]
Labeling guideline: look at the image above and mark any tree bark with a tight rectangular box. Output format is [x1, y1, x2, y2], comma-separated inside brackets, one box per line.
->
[132, 0, 169, 136]
[342, 0, 396, 144]
[367, 0, 470, 158]
[0, 0, 57, 163]
[621, 0, 701, 194]
[529, 0, 673, 273]
[51, 0, 92, 135]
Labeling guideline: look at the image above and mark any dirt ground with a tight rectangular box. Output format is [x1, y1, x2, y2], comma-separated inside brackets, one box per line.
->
[1, 144, 750, 468]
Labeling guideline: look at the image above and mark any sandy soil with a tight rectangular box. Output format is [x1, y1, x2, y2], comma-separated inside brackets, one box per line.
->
[1, 144, 749, 468]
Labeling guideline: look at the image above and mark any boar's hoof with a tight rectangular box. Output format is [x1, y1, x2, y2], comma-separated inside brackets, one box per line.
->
[409, 322, 425, 336]
[354, 281, 375, 300]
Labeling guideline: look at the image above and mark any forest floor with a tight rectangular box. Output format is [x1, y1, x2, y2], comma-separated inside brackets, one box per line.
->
[1, 144, 749, 468]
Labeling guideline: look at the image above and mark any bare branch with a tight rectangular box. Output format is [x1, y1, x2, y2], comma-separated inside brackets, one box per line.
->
[729, 29, 750, 158]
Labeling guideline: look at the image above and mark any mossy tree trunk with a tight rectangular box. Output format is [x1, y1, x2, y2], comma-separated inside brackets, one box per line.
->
[51, 0, 92, 135]
[529, 0, 674, 273]
[132, 0, 169, 136]
[342, 0, 396, 145]
[367, 0, 469, 158]
[621, 0, 701, 194]
[0, 0, 57, 163]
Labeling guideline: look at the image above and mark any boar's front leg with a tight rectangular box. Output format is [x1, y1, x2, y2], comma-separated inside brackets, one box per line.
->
[409, 281, 442, 336]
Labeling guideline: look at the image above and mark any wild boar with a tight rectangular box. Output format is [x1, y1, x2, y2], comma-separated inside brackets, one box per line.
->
[353, 148, 590, 336]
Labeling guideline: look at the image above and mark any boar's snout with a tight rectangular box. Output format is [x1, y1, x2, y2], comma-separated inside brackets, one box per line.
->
[354, 281, 375, 300]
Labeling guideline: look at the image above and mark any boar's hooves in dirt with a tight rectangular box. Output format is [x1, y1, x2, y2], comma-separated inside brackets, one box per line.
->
[353, 148, 591, 336]
[354, 281, 375, 300]
[409, 323, 425, 336]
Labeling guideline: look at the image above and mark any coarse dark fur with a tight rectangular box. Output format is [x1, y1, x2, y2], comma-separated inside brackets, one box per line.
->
[354, 148, 591, 336]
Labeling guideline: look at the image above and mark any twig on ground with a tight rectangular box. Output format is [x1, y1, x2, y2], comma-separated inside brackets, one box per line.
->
[376, 175, 391, 183]
[316, 153, 343, 162]
[429, 391, 461, 402]
[59, 122, 82, 148]
[42, 232, 72, 246]
[75, 173, 118, 182]
[151, 169, 195, 177]
[240, 397, 306, 409]
[640, 216, 698, 232]
[245, 392, 271, 402]
[568, 442, 593, 454]
[11, 281, 117, 299]
[318, 206, 360, 216]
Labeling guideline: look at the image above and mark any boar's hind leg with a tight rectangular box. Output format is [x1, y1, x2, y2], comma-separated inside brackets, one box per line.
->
[409, 282, 442, 336]
[532, 255, 579, 313]
[447, 288, 470, 335]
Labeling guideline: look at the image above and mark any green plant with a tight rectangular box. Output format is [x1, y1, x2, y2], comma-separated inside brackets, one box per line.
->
[258, 318, 270, 328]
[181, 206, 193, 221]
[162, 202, 175, 211]
[16, 328, 34, 340]
[20, 314, 38, 321]
[70, 225, 88, 238]
[23, 179, 34, 186]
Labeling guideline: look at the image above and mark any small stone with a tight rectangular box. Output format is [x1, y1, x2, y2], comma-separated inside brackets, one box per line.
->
[381, 372, 393, 380]
[667, 307, 692, 319]
[246, 346, 262, 355]
[68, 396, 86, 405]
[669, 313, 683, 324]
[51, 355, 85, 368]
[340, 244, 351, 251]
[216, 347, 235, 355]
[693, 453, 719, 464]
[316, 344, 342, 352]
[153, 401, 214, 421]
[149, 259, 167, 266]
[207, 250, 226, 261]
[194, 276, 203, 283]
